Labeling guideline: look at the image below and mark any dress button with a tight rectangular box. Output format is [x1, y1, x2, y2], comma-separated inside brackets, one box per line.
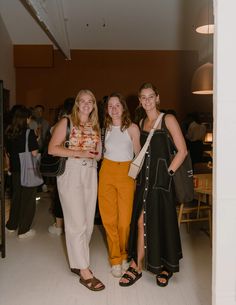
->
[144, 246, 147, 249]
[145, 188, 147, 190]
[143, 211, 146, 214]
[144, 234, 146, 237]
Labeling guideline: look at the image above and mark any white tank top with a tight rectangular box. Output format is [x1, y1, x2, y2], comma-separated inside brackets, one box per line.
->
[104, 126, 134, 162]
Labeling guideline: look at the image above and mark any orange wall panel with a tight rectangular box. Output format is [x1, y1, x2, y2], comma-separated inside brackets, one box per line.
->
[14, 45, 54, 67]
[14, 48, 205, 123]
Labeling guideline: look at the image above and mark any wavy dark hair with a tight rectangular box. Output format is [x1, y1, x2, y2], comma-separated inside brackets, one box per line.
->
[104, 93, 132, 132]
[5, 106, 31, 139]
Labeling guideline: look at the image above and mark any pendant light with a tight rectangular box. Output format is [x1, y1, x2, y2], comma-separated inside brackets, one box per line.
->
[192, 62, 213, 94]
[195, 0, 214, 34]
[192, 0, 214, 95]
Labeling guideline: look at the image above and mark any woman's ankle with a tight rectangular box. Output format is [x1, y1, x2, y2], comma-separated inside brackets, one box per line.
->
[80, 268, 93, 279]
[129, 260, 142, 272]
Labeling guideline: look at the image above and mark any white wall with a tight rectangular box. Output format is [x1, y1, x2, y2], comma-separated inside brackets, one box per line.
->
[0, 13, 15, 105]
[212, 0, 236, 304]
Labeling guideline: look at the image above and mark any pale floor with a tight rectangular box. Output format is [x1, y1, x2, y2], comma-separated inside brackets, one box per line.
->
[0, 192, 212, 305]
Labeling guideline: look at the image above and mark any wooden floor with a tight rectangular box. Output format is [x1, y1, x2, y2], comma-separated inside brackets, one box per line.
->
[0, 191, 212, 305]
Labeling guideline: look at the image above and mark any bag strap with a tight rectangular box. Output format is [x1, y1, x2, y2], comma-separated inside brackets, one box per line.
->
[101, 127, 106, 158]
[64, 117, 71, 148]
[162, 113, 178, 153]
[25, 129, 30, 152]
[132, 113, 164, 165]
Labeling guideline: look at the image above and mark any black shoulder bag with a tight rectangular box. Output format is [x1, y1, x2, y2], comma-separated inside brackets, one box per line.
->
[163, 115, 194, 203]
[39, 117, 70, 177]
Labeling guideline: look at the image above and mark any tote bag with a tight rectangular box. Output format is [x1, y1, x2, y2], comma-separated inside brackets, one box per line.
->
[19, 129, 44, 187]
[164, 120, 194, 203]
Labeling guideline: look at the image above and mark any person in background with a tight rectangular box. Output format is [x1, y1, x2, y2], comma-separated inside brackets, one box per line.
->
[48, 97, 75, 236]
[4, 104, 24, 197]
[33, 105, 50, 152]
[185, 112, 206, 164]
[48, 89, 105, 291]
[33, 105, 50, 192]
[119, 82, 187, 287]
[5, 106, 39, 238]
[98, 93, 140, 277]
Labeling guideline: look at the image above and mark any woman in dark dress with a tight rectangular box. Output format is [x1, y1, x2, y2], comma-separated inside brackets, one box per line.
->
[119, 82, 188, 287]
[5, 106, 39, 238]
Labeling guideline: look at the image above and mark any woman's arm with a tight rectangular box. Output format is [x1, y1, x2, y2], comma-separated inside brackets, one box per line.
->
[48, 117, 96, 159]
[128, 123, 141, 156]
[165, 114, 188, 172]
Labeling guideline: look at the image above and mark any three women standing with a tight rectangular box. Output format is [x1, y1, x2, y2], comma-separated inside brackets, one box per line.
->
[98, 93, 140, 277]
[48, 89, 105, 291]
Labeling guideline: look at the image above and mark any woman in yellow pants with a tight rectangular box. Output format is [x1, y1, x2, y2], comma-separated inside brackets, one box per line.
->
[98, 93, 140, 277]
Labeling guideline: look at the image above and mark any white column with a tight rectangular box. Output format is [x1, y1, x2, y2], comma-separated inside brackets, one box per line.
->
[213, 1, 236, 304]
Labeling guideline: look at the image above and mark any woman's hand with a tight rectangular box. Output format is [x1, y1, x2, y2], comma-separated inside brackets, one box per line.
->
[165, 114, 188, 172]
[76, 150, 98, 159]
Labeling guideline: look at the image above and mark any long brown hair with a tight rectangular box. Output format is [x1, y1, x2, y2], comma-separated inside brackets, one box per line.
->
[104, 93, 132, 132]
[71, 89, 100, 133]
[5, 106, 31, 139]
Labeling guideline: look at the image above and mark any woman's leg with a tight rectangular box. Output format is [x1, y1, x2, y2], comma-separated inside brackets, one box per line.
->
[58, 160, 103, 289]
[117, 174, 135, 264]
[98, 161, 121, 266]
[130, 211, 144, 271]
[6, 172, 21, 230]
[120, 211, 144, 284]
[18, 185, 37, 234]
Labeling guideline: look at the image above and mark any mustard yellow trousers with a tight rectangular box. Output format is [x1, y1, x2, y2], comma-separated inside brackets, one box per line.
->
[98, 158, 135, 266]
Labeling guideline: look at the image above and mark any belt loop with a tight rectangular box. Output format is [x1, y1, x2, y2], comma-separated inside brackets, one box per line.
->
[82, 160, 87, 166]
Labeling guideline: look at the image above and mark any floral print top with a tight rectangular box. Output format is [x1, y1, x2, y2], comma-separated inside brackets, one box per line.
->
[68, 122, 99, 151]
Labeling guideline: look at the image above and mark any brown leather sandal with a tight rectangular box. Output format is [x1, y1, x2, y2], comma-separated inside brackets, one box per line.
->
[79, 275, 105, 291]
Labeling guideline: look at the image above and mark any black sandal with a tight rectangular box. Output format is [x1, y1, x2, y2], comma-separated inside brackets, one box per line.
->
[156, 269, 173, 287]
[119, 267, 142, 287]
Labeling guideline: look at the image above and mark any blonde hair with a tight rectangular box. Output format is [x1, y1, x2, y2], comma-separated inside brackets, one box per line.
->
[71, 89, 100, 133]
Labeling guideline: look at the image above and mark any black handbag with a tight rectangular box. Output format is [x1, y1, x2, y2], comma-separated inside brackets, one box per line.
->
[164, 119, 194, 203]
[39, 117, 70, 177]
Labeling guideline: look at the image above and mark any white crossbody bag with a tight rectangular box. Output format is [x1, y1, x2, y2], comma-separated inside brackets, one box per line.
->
[128, 113, 164, 179]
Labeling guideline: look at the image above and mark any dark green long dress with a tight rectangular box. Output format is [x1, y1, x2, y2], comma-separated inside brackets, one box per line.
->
[128, 120, 183, 274]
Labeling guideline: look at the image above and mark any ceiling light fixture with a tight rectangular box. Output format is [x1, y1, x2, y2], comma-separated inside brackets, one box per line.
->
[192, 62, 213, 95]
[195, 0, 214, 34]
[192, 0, 214, 95]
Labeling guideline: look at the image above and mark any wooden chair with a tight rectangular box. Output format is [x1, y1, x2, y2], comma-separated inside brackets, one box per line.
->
[177, 199, 212, 240]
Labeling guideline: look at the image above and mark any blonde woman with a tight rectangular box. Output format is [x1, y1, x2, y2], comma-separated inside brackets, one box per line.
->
[48, 89, 105, 291]
[98, 93, 140, 277]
